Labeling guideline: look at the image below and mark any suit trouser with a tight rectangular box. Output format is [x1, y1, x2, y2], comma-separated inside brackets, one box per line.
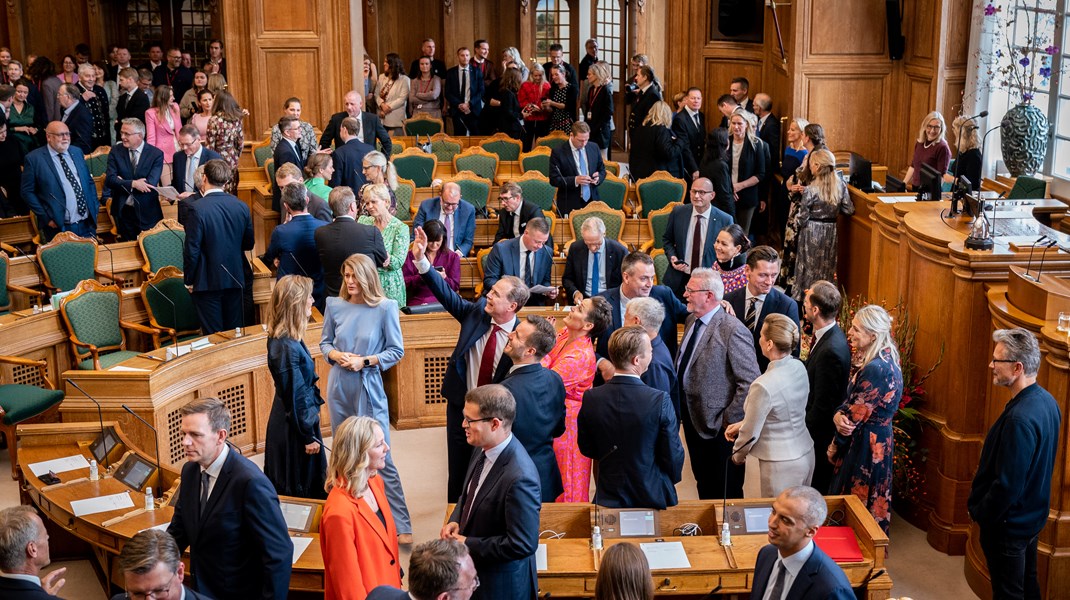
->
[40, 218, 95, 242]
[680, 399, 744, 500]
[979, 527, 1041, 600]
[446, 400, 474, 503]
[451, 113, 480, 136]
[193, 289, 243, 334]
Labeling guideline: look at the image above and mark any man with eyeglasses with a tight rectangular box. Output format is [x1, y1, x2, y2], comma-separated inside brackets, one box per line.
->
[662, 177, 734, 299]
[414, 181, 476, 256]
[969, 328, 1060, 599]
[492, 181, 541, 244]
[272, 114, 309, 212]
[112, 529, 209, 600]
[368, 539, 479, 600]
[21, 121, 100, 241]
[105, 117, 164, 241]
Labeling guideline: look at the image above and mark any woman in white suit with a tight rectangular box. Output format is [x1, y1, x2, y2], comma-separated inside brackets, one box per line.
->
[725, 314, 814, 498]
[374, 53, 411, 135]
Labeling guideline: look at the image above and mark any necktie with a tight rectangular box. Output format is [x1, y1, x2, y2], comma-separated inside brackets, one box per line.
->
[525, 250, 535, 287]
[477, 324, 503, 386]
[767, 560, 787, 600]
[296, 141, 305, 163]
[690, 214, 704, 270]
[130, 148, 139, 172]
[185, 154, 197, 192]
[578, 148, 591, 202]
[459, 451, 487, 529]
[693, 112, 701, 131]
[590, 250, 600, 296]
[199, 471, 210, 515]
[677, 319, 704, 389]
[745, 297, 759, 331]
[512, 211, 520, 238]
[461, 68, 469, 104]
[445, 213, 454, 251]
[58, 153, 88, 219]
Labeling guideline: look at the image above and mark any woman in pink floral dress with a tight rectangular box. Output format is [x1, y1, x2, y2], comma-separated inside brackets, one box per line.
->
[542, 296, 612, 502]
[205, 90, 245, 195]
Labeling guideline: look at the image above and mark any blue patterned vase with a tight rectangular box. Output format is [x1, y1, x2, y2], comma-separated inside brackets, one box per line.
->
[999, 103, 1049, 176]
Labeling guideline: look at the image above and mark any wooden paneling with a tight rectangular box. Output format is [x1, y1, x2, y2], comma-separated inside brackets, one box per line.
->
[803, 74, 887, 160]
[260, 1, 317, 34]
[808, 0, 886, 57]
[257, 48, 323, 132]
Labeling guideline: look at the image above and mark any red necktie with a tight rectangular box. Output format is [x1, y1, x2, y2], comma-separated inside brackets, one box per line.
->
[477, 325, 503, 386]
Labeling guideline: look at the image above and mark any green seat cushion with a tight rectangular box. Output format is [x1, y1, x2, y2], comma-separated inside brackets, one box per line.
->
[78, 350, 141, 370]
[0, 385, 64, 425]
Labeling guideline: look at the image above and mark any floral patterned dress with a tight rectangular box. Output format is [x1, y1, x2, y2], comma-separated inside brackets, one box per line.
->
[541, 329, 596, 502]
[829, 348, 903, 533]
[206, 115, 245, 195]
[358, 215, 409, 309]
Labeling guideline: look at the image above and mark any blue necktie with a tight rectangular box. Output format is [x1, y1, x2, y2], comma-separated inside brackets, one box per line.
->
[590, 250, 600, 296]
[58, 153, 88, 219]
[578, 148, 591, 202]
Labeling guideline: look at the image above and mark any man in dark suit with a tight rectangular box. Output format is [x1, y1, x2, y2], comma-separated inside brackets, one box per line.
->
[114, 67, 150, 139]
[750, 486, 854, 600]
[112, 529, 211, 600]
[105, 117, 164, 241]
[276, 162, 332, 222]
[563, 215, 626, 304]
[626, 65, 660, 134]
[624, 297, 680, 421]
[368, 539, 478, 600]
[577, 39, 599, 82]
[173, 124, 221, 197]
[152, 48, 194, 104]
[483, 217, 556, 306]
[579, 325, 684, 509]
[493, 180, 542, 244]
[549, 121, 606, 216]
[662, 177, 735, 299]
[328, 116, 375, 192]
[969, 328, 1061, 599]
[444, 47, 484, 136]
[271, 115, 308, 212]
[183, 159, 254, 334]
[542, 43, 578, 89]
[413, 182, 476, 256]
[801, 281, 851, 493]
[719, 77, 755, 128]
[677, 268, 759, 499]
[441, 385, 541, 600]
[264, 183, 329, 310]
[500, 315, 566, 502]
[408, 38, 448, 80]
[0, 506, 66, 599]
[168, 397, 292, 599]
[671, 87, 706, 181]
[20, 121, 99, 241]
[56, 84, 93, 153]
[724, 245, 801, 372]
[411, 226, 529, 501]
[315, 186, 388, 298]
[753, 93, 780, 173]
[318, 90, 392, 153]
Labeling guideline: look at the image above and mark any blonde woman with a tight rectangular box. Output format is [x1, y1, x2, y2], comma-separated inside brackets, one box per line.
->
[791, 148, 854, 301]
[725, 314, 814, 498]
[828, 304, 903, 533]
[727, 110, 767, 234]
[320, 416, 402, 599]
[904, 110, 950, 190]
[584, 61, 614, 158]
[375, 53, 410, 135]
[358, 184, 408, 307]
[629, 100, 686, 181]
[949, 115, 981, 191]
[320, 253, 411, 540]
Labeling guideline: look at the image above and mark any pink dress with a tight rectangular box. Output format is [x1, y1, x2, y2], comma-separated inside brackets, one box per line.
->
[541, 329, 596, 502]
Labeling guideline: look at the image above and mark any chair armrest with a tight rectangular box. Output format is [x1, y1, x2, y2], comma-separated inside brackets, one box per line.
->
[95, 270, 126, 286]
[639, 240, 654, 253]
[120, 320, 162, 336]
[0, 355, 48, 369]
[0, 242, 17, 254]
[7, 283, 45, 304]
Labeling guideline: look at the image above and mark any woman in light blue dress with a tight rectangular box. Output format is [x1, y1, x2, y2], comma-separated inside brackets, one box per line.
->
[320, 253, 411, 538]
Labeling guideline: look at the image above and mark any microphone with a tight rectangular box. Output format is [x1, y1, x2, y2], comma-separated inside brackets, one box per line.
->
[287, 252, 309, 277]
[597, 444, 618, 463]
[1023, 235, 1047, 281]
[1035, 240, 1058, 283]
[861, 568, 887, 587]
[67, 379, 111, 469]
[1, 242, 46, 309]
[122, 404, 162, 490]
[94, 237, 121, 285]
[311, 434, 332, 453]
[978, 124, 1001, 186]
[220, 263, 246, 335]
[145, 279, 179, 359]
[721, 436, 756, 547]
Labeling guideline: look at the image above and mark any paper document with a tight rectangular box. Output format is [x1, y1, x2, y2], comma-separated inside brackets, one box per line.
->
[71, 491, 135, 517]
[166, 344, 193, 359]
[110, 365, 151, 372]
[529, 285, 556, 295]
[28, 454, 90, 477]
[639, 541, 691, 570]
[536, 544, 548, 571]
[291, 536, 314, 564]
[155, 186, 181, 201]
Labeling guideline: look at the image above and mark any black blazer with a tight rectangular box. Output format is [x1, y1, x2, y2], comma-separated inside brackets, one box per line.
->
[628, 86, 661, 132]
[644, 335, 680, 420]
[167, 447, 293, 599]
[114, 89, 150, 137]
[724, 286, 800, 371]
[578, 376, 684, 509]
[314, 217, 388, 298]
[661, 203, 734, 297]
[671, 109, 706, 176]
[318, 111, 392, 154]
[0, 577, 58, 599]
[756, 113, 781, 173]
[561, 238, 627, 300]
[597, 285, 689, 359]
[727, 136, 768, 210]
[172, 146, 222, 194]
[501, 362, 566, 502]
[271, 138, 306, 212]
[628, 124, 686, 181]
[448, 437, 540, 599]
[328, 137, 375, 191]
[751, 543, 854, 600]
[104, 142, 165, 237]
[548, 140, 606, 216]
[583, 83, 614, 143]
[493, 199, 543, 244]
[182, 190, 254, 292]
[804, 324, 851, 493]
[63, 101, 94, 154]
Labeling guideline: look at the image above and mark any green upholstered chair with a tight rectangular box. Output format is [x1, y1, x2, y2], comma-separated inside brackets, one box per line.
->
[393, 147, 438, 188]
[395, 177, 416, 219]
[1007, 175, 1047, 199]
[0, 248, 44, 316]
[137, 219, 185, 276]
[403, 113, 445, 136]
[429, 134, 463, 163]
[475, 246, 493, 296]
[36, 231, 123, 294]
[252, 138, 274, 167]
[265, 159, 276, 189]
[535, 131, 569, 150]
[605, 160, 621, 177]
[86, 146, 111, 178]
[379, 139, 405, 156]
[60, 279, 156, 370]
[453, 147, 500, 182]
[635, 170, 686, 219]
[0, 355, 64, 478]
[479, 133, 522, 162]
[448, 171, 493, 218]
[641, 202, 681, 253]
[568, 201, 626, 245]
[141, 266, 202, 348]
[598, 172, 629, 212]
[519, 146, 552, 177]
[513, 172, 557, 214]
[651, 249, 670, 286]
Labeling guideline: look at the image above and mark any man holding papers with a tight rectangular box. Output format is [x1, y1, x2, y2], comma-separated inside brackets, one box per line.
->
[0, 506, 66, 599]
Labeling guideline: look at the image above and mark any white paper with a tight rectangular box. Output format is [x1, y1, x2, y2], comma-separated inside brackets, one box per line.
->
[154, 186, 181, 201]
[536, 543, 548, 571]
[639, 541, 691, 570]
[291, 536, 314, 564]
[110, 365, 151, 372]
[529, 285, 557, 295]
[28, 454, 90, 477]
[140, 523, 170, 533]
[71, 491, 135, 517]
[165, 344, 193, 359]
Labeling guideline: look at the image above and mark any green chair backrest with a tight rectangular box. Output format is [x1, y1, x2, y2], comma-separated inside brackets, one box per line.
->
[394, 155, 437, 187]
[39, 242, 96, 292]
[520, 153, 551, 177]
[395, 181, 414, 218]
[405, 119, 443, 137]
[598, 177, 627, 211]
[637, 178, 685, 218]
[0, 255, 9, 310]
[65, 290, 122, 348]
[515, 179, 556, 213]
[266, 160, 276, 188]
[605, 162, 620, 177]
[86, 152, 109, 178]
[647, 206, 678, 251]
[457, 180, 491, 213]
[145, 277, 200, 332]
[253, 145, 273, 167]
[455, 153, 498, 181]
[536, 135, 568, 151]
[431, 139, 462, 163]
[652, 251, 669, 285]
[1007, 175, 1046, 199]
[571, 209, 624, 244]
[482, 140, 521, 162]
[141, 229, 185, 274]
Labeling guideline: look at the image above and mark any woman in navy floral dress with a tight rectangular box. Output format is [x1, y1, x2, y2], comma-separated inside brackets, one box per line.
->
[827, 304, 903, 533]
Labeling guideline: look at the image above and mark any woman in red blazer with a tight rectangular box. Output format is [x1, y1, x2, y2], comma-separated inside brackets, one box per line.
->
[321, 415, 402, 599]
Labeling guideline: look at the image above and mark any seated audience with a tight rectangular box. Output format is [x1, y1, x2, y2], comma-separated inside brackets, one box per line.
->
[493, 180, 543, 244]
[0, 506, 66, 598]
[403, 219, 460, 305]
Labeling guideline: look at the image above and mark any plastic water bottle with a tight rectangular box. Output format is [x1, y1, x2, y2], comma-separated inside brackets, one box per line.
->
[88, 459, 99, 481]
[720, 521, 732, 546]
[591, 525, 603, 550]
[144, 487, 155, 511]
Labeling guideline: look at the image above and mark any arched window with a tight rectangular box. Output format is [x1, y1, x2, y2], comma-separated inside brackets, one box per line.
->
[594, 0, 624, 90]
[535, 0, 571, 64]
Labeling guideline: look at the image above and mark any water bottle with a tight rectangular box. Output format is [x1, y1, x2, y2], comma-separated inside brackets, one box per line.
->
[591, 525, 603, 550]
[720, 521, 732, 546]
[144, 487, 155, 511]
[88, 459, 99, 481]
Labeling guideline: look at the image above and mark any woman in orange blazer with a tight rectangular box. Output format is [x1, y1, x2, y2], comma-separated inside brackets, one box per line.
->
[321, 415, 402, 600]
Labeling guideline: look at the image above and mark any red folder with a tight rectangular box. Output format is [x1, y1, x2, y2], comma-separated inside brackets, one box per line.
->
[813, 526, 864, 562]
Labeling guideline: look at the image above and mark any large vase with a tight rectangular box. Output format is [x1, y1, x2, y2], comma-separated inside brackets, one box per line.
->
[1000, 103, 1049, 176]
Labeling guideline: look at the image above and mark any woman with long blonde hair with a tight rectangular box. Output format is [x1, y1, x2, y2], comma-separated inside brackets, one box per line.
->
[629, 100, 687, 181]
[790, 148, 854, 301]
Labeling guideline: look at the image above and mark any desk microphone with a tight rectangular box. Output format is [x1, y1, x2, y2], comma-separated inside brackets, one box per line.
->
[122, 404, 162, 490]
[1, 242, 46, 309]
[220, 263, 246, 335]
[1023, 235, 1047, 281]
[1034, 239, 1059, 283]
[144, 280, 179, 359]
[67, 379, 111, 469]
[721, 436, 756, 547]
[978, 125, 1001, 186]
[861, 568, 887, 586]
[94, 237, 122, 286]
[287, 252, 310, 278]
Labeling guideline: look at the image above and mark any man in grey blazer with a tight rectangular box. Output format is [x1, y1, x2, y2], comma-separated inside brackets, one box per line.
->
[676, 267, 760, 500]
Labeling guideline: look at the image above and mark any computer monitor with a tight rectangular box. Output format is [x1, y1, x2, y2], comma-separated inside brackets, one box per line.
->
[849, 153, 873, 193]
[885, 175, 907, 193]
[918, 163, 944, 201]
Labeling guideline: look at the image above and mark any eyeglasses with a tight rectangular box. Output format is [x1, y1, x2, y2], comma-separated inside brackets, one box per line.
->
[125, 572, 177, 599]
[462, 416, 494, 426]
[691, 189, 713, 196]
[925, 125, 942, 131]
[683, 288, 712, 295]
[442, 201, 460, 208]
[990, 359, 1019, 364]
[451, 575, 481, 592]
[47, 132, 71, 138]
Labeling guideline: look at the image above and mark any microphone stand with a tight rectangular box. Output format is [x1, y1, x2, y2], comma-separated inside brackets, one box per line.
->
[145, 279, 179, 359]
[287, 251, 310, 277]
[220, 263, 246, 336]
[1023, 235, 1047, 281]
[67, 379, 111, 469]
[121, 404, 162, 491]
[1034, 240, 1059, 284]
[720, 436, 756, 547]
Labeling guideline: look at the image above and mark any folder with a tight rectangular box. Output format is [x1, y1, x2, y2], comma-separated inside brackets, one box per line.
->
[814, 526, 864, 562]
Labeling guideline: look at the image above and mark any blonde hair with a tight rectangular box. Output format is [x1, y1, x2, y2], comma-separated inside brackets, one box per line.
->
[761, 313, 799, 354]
[854, 304, 899, 367]
[915, 110, 946, 144]
[206, 73, 227, 96]
[325, 416, 381, 496]
[267, 275, 312, 340]
[339, 253, 386, 306]
[363, 183, 393, 219]
[643, 100, 673, 128]
[589, 61, 612, 87]
[807, 149, 842, 207]
[363, 151, 397, 190]
[952, 115, 981, 153]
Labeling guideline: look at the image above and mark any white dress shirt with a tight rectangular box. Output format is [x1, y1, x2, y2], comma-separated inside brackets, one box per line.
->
[683, 205, 713, 267]
[201, 442, 230, 501]
[762, 540, 815, 600]
[472, 433, 513, 499]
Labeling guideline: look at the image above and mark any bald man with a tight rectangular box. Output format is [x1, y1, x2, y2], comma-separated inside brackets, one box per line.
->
[319, 90, 392, 154]
[21, 121, 100, 241]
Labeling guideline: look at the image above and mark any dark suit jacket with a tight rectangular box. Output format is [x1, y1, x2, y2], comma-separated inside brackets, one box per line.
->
[548, 140, 606, 216]
[408, 57, 448, 80]
[448, 436, 540, 600]
[104, 142, 165, 236]
[671, 109, 706, 175]
[307, 191, 332, 222]
[804, 325, 851, 458]
[578, 376, 684, 509]
[597, 285, 688, 360]
[172, 147, 221, 194]
[629, 125, 687, 181]
[20, 145, 100, 230]
[628, 86, 661, 132]
[724, 286, 800, 371]
[114, 89, 150, 137]
[328, 137, 375, 191]
[152, 65, 194, 102]
[167, 447, 293, 599]
[366, 586, 410, 600]
[644, 335, 680, 420]
[757, 113, 781, 173]
[63, 101, 94, 154]
[182, 190, 254, 292]
[0, 577, 59, 599]
[726, 136, 767, 210]
[680, 309, 760, 437]
[483, 237, 553, 303]
[542, 60, 578, 89]
[493, 199, 543, 244]
[177, 193, 201, 227]
[661, 203, 735, 296]
[501, 363, 566, 502]
[561, 238, 626, 300]
[444, 65, 485, 117]
[264, 213, 329, 303]
[314, 216, 388, 298]
[318, 111, 392, 154]
[271, 138, 306, 212]
[413, 197, 476, 256]
[750, 543, 854, 600]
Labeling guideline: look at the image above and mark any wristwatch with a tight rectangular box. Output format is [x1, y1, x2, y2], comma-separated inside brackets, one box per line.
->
[363, 358, 371, 368]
